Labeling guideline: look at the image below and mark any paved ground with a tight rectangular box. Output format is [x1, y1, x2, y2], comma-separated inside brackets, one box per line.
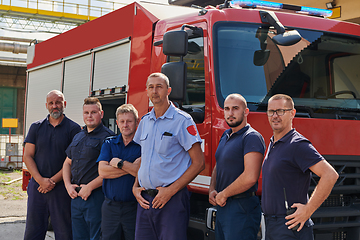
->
[0, 171, 54, 239]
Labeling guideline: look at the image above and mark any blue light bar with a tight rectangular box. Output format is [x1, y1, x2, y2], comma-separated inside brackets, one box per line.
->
[230, 0, 282, 9]
[230, 0, 333, 18]
[300, 6, 332, 17]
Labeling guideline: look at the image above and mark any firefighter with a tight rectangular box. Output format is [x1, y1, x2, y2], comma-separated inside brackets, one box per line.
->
[132, 72, 205, 240]
[97, 104, 141, 240]
[262, 94, 338, 239]
[23, 90, 81, 240]
[209, 93, 265, 240]
[63, 97, 114, 240]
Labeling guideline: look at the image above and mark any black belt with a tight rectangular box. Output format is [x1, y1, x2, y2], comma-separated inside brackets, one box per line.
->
[264, 214, 287, 219]
[231, 191, 255, 199]
[142, 189, 159, 198]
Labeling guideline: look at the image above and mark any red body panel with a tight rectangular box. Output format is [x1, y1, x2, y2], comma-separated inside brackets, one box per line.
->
[29, 4, 136, 69]
[150, 7, 360, 194]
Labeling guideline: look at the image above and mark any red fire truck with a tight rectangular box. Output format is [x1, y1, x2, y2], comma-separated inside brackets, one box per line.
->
[24, 1, 360, 239]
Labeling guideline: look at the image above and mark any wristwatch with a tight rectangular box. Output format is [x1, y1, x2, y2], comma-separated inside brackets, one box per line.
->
[117, 159, 124, 169]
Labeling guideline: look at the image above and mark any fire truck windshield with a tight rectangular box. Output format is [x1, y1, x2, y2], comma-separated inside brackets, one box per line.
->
[214, 22, 360, 119]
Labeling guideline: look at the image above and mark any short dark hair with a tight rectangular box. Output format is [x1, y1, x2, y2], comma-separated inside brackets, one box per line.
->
[83, 97, 102, 111]
[147, 72, 170, 88]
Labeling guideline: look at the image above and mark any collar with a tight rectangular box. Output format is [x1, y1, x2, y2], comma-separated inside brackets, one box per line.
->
[225, 124, 250, 139]
[46, 114, 66, 126]
[113, 133, 135, 146]
[113, 134, 124, 144]
[149, 102, 176, 120]
[270, 128, 296, 144]
[84, 123, 104, 135]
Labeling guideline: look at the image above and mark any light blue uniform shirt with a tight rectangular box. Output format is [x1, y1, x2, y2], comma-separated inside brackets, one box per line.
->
[134, 103, 202, 189]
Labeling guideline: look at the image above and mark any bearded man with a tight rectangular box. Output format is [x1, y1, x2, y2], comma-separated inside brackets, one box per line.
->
[209, 93, 265, 240]
[23, 90, 81, 240]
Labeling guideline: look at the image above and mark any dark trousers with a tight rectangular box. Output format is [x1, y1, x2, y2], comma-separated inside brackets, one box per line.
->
[264, 215, 314, 240]
[135, 187, 190, 240]
[71, 188, 104, 240]
[216, 195, 261, 240]
[101, 198, 137, 240]
[24, 178, 72, 240]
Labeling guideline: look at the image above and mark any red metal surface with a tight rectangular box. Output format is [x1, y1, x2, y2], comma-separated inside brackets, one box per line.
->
[22, 169, 31, 191]
[28, 3, 158, 70]
[126, 4, 156, 118]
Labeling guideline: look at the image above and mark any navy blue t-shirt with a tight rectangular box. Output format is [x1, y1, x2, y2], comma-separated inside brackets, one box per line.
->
[262, 129, 324, 216]
[24, 114, 81, 178]
[66, 124, 114, 185]
[215, 124, 265, 193]
[97, 134, 141, 202]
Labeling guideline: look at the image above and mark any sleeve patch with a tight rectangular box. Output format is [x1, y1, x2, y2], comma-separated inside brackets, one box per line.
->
[187, 125, 197, 136]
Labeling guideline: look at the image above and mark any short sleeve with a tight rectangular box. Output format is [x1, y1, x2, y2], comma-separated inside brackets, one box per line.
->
[133, 120, 143, 145]
[24, 123, 38, 145]
[243, 132, 266, 156]
[294, 141, 324, 173]
[70, 124, 81, 140]
[65, 142, 72, 159]
[177, 117, 202, 151]
[97, 140, 113, 163]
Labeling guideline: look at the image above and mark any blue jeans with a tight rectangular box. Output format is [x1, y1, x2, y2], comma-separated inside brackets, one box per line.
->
[135, 187, 190, 240]
[101, 198, 137, 240]
[71, 188, 104, 240]
[215, 195, 261, 240]
[264, 215, 314, 240]
[24, 178, 72, 240]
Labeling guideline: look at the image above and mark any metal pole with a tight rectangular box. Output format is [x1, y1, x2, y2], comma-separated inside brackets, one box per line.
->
[9, 128, 11, 143]
[88, 0, 90, 18]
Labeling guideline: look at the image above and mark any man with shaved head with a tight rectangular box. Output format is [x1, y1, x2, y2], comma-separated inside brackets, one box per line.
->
[209, 93, 265, 240]
[23, 90, 81, 240]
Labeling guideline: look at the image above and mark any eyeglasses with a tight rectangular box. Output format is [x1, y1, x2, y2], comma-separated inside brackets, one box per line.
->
[266, 109, 293, 117]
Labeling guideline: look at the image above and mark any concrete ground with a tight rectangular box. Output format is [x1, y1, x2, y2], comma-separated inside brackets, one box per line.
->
[0, 169, 54, 240]
[0, 199, 55, 239]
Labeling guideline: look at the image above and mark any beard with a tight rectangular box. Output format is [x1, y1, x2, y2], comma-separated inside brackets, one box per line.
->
[226, 117, 244, 128]
[50, 108, 63, 119]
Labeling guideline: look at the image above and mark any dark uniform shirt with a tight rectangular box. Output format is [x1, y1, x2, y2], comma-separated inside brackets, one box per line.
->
[97, 134, 141, 202]
[24, 114, 81, 178]
[66, 124, 114, 185]
[262, 129, 324, 216]
[215, 124, 265, 193]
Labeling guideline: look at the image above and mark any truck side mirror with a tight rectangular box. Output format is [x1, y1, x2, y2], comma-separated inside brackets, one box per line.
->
[272, 30, 301, 46]
[163, 30, 188, 56]
[260, 11, 301, 46]
[161, 61, 187, 101]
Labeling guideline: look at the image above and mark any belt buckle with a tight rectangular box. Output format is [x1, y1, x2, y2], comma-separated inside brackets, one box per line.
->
[143, 189, 158, 198]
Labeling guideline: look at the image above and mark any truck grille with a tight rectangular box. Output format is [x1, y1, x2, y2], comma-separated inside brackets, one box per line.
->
[310, 155, 360, 240]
